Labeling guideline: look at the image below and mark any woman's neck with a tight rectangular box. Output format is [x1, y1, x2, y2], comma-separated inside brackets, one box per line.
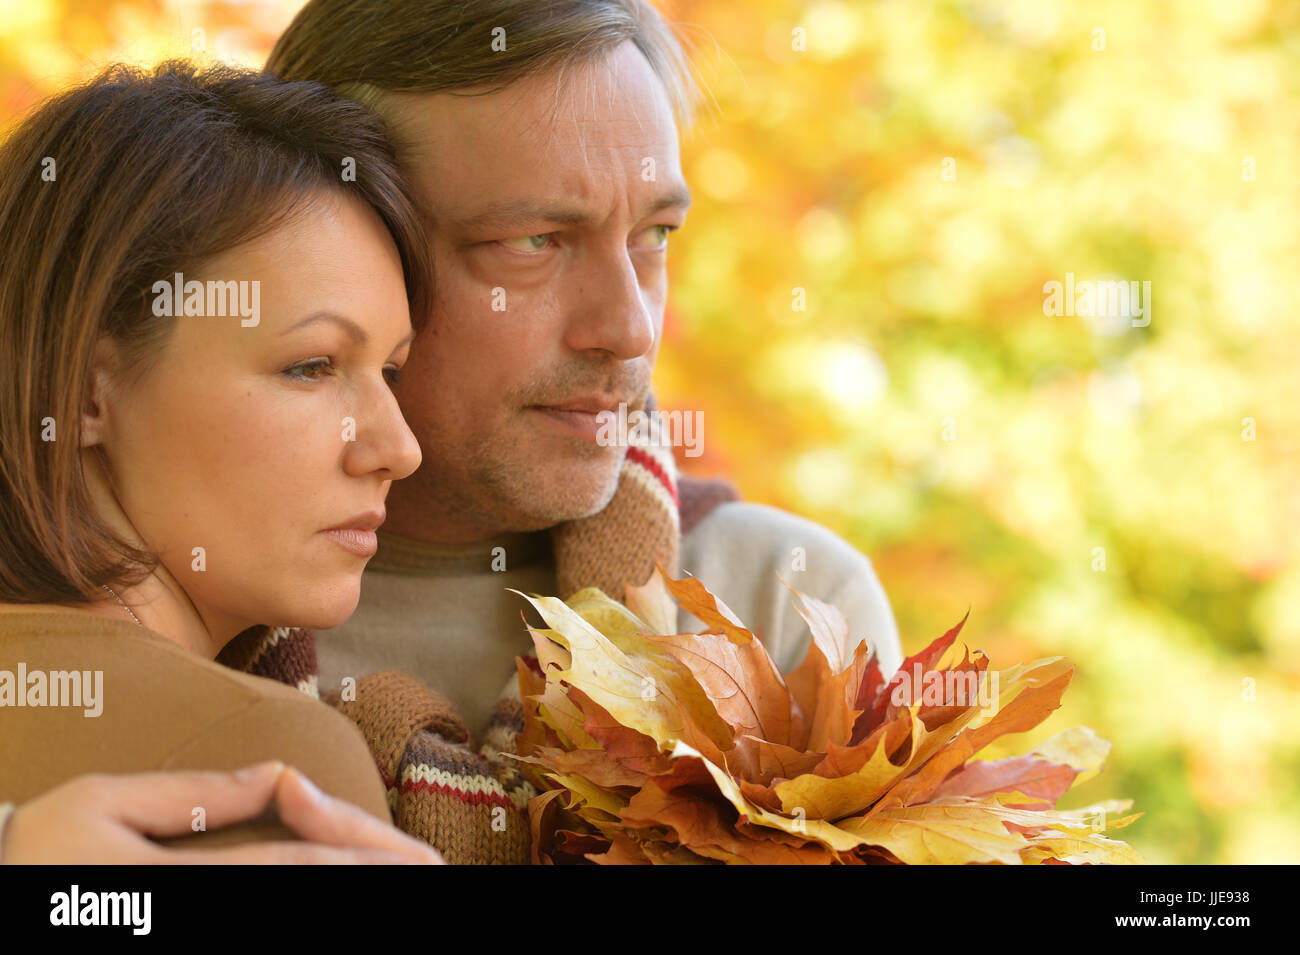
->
[61, 446, 247, 657]
[95, 571, 233, 658]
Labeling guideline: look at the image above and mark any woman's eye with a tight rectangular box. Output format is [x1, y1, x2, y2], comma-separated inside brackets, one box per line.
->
[500, 233, 552, 252]
[284, 358, 332, 382]
[383, 366, 403, 387]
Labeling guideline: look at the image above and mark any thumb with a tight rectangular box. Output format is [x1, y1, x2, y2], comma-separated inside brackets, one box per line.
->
[273, 767, 443, 863]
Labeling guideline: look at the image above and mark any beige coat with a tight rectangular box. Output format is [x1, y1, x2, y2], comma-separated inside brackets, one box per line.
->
[0, 609, 388, 847]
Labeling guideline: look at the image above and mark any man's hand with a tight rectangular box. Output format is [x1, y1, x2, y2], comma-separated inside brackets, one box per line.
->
[1, 762, 444, 864]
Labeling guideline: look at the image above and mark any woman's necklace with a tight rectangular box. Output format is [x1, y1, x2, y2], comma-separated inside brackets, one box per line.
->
[101, 584, 143, 628]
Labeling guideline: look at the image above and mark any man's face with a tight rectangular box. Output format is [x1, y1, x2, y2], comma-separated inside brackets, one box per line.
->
[382, 40, 690, 543]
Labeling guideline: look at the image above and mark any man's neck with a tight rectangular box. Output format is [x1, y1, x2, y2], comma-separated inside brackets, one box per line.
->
[369, 526, 551, 577]
[383, 472, 505, 545]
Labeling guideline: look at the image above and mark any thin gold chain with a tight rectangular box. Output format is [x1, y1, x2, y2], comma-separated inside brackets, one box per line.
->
[101, 584, 143, 627]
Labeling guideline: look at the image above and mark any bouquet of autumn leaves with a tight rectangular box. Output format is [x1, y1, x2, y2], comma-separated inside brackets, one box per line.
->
[507, 570, 1143, 865]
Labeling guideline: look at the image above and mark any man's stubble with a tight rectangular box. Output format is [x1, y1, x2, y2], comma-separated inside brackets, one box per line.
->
[393, 360, 646, 538]
[443, 416, 623, 534]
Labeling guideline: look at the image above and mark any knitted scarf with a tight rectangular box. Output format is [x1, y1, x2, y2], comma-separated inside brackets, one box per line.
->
[216, 420, 737, 864]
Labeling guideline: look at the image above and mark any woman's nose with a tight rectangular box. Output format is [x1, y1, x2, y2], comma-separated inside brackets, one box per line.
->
[343, 383, 422, 481]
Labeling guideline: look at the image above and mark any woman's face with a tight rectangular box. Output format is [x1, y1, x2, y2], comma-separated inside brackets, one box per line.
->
[94, 191, 421, 634]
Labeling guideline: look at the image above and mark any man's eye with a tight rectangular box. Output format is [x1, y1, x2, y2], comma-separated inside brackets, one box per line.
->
[635, 224, 677, 250]
[644, 226, 676, 248]
[500, 233, 552, 252]
[284, 358, 332, 382]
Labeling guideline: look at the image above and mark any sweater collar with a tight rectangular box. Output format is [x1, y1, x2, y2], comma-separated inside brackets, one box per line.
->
[367, 528, 551, 576]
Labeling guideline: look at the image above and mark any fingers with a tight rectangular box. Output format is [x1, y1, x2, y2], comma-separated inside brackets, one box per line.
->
[93, 761, 287, 836]
[4, 766, 283, 865]
[273, 768, 444, 864]
[3, 764, 445, 865]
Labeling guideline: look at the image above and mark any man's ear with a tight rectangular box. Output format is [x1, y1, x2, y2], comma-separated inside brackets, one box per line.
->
[79, 337, 121, 448]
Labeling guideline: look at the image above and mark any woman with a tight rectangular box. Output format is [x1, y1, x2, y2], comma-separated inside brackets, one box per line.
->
[0, 59, 439, 860]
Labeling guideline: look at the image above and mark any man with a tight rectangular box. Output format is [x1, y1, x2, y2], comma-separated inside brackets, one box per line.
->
[264, 0, 904, 736]
[2, 0, 902, 864]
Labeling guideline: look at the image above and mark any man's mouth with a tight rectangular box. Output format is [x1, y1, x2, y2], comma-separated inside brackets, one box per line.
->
[535, 395, 628, 415]
[528, 396, 630, 443]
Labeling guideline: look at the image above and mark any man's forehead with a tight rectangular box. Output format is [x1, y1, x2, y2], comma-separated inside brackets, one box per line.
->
[389, 41, 678, 157]
[398, 94, 678, 161]
[383, 43, 686, 220]
[401, 110, 685, 221]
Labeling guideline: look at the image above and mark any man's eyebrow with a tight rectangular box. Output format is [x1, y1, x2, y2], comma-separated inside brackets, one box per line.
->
[281, 311, 416, 349]
[451, 186, 692, 231]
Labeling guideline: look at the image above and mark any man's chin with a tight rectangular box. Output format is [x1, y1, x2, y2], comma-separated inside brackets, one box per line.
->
[497, 455, 623, 530]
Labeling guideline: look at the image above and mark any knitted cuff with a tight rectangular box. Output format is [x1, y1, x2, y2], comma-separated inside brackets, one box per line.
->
[319, 662, 539, 863]
[325, 670, 471, 780]
[393, 731, 532, 865]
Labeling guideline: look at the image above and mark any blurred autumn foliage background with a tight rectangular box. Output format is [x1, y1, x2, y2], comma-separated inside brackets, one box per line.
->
[3, 0, 1297, 864]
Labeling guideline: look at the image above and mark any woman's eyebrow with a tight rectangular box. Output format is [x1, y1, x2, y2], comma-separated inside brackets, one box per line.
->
[282, 311, 416, 349]
[282, 311, 367, 342]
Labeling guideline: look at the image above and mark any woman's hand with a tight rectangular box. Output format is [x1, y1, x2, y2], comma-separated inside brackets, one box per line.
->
[0, 761, 444, 864]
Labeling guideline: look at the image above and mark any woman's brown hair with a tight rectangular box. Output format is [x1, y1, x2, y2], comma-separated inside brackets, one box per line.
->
[0, 59, 433, 603]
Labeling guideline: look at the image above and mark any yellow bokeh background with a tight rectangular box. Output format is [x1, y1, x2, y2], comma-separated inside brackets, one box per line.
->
[4, 0, 1297, 863]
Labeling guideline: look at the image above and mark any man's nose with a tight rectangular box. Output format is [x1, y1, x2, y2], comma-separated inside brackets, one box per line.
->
[562, 245, 656, 359]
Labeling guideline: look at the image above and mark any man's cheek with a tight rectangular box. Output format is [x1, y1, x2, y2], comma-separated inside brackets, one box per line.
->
[451, 248, 500, 290]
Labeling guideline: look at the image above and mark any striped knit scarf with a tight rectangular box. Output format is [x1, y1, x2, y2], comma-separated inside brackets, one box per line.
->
[216, 416, 737, 864]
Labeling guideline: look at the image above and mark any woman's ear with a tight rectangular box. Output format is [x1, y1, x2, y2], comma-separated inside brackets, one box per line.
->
[79, 337, 121, 448]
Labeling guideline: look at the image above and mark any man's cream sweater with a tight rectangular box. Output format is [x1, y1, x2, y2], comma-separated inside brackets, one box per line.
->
[317, 501, 904, 740]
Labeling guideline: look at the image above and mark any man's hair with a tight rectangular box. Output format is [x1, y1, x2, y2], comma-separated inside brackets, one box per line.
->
[266, 0, 703, 132]
[0, 60, 433, 603]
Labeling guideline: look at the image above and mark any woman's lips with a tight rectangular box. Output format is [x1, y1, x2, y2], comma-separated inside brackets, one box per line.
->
[322, 527, 379, 557]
